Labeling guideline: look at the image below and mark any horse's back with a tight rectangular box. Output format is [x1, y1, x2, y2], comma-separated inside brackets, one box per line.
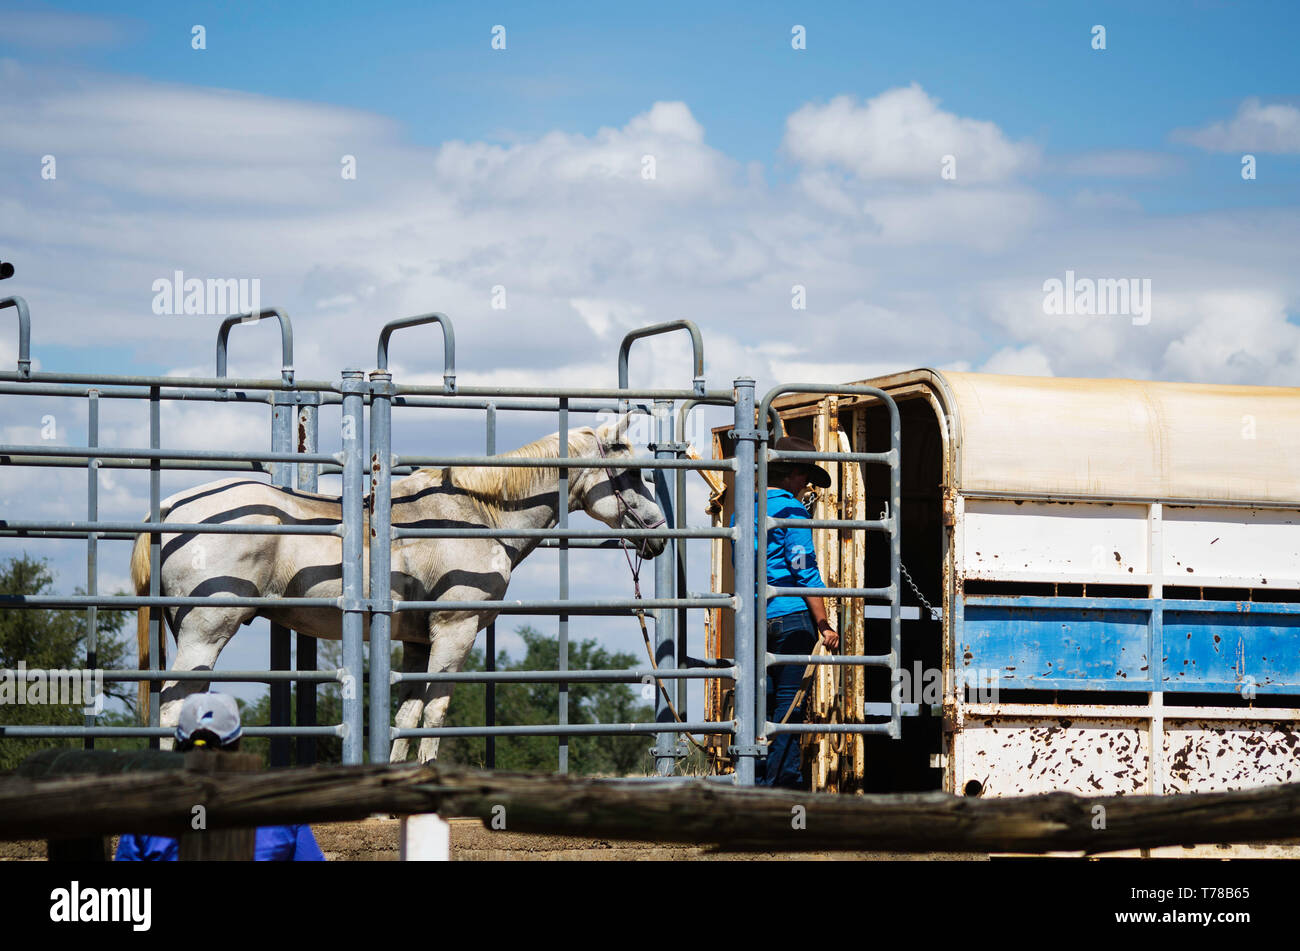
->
[163, 477, 343, 523]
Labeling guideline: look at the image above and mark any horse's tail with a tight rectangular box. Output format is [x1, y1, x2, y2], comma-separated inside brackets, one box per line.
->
[130, 508, 170, 723]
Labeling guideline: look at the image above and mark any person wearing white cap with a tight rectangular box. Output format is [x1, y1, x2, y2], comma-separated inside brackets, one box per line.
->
[114, 692, 325, 861]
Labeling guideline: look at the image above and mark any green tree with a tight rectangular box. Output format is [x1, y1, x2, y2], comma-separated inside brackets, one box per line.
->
[0, 554, 134, 771]
[435, 625, 655, 776]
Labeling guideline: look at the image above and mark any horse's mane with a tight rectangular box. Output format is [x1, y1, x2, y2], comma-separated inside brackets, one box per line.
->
[417, 428, 597, 522]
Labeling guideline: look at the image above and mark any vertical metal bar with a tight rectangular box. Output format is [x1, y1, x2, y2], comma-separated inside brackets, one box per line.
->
[756, 392, 770, 759]
[269, 392, 294, 766]
[887, 396, 902, 740]
[557, 398, 569, 775]
[339, 370, 366, 765]
[675, 453, 688, 715]
[84, 391, 99, 748]
[484, 403, 496, 769]
[295, 399, 319, 765]
[368, 371, 394, 764]
[731, 379, 758, 785]
[653, 399, 677, 776]
[1148, 501, 1165, 795]
[148, 386, 161, 744]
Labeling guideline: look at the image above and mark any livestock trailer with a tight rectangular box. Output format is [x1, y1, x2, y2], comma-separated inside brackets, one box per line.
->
[706, 370, 1300, 822]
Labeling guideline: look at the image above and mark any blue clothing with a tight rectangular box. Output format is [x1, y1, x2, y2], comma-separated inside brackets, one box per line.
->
[761, 610, 817, 788]
[114, 825, 325, 861]
[731, 487, 826, 618]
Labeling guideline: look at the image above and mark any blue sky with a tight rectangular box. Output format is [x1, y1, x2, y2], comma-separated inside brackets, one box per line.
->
[11, 1, 1299, 198]
[2, 1, 1299, 722]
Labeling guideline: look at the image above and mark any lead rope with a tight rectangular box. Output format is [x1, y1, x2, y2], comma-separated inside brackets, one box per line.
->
[618, 541, 710, 759]
[596, 435, 711, 764]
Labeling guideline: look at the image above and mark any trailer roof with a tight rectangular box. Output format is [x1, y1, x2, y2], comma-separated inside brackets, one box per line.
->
[769, 369, 1300, 505]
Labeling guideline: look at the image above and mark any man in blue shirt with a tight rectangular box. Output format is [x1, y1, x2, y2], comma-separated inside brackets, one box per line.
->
[735, 435, 838, 788]
[115, 692, 325, 862]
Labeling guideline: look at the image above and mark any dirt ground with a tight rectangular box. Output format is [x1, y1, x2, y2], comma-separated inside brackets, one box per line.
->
[1, 818, 988, 861]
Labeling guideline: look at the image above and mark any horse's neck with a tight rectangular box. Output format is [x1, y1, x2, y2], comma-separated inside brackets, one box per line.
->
[478, 431, 591, 567]
[489, 432, 591, 530]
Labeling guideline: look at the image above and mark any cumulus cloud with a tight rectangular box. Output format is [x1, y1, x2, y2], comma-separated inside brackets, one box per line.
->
[1173, 98, 1300, 153]
[981, 344, 1054, 377]
[782, 84, 1039, 183]
[433, 100, 735, 202]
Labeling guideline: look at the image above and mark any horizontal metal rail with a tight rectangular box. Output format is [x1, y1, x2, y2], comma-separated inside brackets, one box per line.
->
[0, 383, 278, 402]
[0, 595, 339, 610]
[76, 669, 344, 683]
[0, 370, 335, 392]
[0, 455, 292, 474]
[395, 384, 734, 400]
[767, 654, 893, 667]
[395, 453, 733, 471]
[392, 395, 638, 414]
[768, 517, 891, 531]
[0, 520, 339, 536]
[392, 596, 733, 614]
[393, 721, 732, 738]
[392, 526, 733, 540]
[766, 722, 893, 736]
[0, 443, 336, 465]
[767, 585, 894, 599]
[392, 666, 736, 684]
[0, 726, 343, 739]
[769, 448, 896, 465]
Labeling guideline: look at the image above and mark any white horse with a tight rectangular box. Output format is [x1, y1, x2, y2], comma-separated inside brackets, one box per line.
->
[130, 414, 665, 762]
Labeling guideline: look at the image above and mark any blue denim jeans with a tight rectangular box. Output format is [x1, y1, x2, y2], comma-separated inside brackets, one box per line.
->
[760, 610, 816, 788]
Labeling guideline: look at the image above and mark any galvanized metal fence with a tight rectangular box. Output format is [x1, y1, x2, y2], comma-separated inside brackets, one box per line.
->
[0, 295, 904, 785]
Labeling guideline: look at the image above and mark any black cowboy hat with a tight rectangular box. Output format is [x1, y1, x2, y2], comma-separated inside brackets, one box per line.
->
[770, 436, 832, 488]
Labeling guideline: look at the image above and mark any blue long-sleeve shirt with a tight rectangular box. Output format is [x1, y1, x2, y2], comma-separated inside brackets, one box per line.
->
[731, 487, 826, 619]
[114, 825, 325, 861]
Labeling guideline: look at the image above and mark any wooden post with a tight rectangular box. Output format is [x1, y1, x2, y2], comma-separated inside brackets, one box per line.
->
[176, 751, 260, 861]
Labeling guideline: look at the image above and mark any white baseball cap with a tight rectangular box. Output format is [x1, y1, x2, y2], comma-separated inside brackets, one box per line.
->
[175, 692, 243, 747]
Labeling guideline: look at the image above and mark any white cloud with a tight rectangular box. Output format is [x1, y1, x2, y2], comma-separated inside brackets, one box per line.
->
[782, 84, 1039, 183]
[1173, 98, 1300, 153]
[980, 345, 1054, 377]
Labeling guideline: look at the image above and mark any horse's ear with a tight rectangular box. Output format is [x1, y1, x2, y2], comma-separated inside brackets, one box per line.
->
[596, 412, 633, 444]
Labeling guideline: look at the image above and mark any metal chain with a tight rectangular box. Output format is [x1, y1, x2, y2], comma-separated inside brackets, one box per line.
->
[899, 560, 939, 620]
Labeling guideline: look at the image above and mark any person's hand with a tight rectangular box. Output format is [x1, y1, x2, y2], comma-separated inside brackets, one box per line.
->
[817, 619, 838, 650]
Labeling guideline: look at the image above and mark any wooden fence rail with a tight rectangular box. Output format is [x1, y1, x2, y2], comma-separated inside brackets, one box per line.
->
[4, 763, 1300, 853]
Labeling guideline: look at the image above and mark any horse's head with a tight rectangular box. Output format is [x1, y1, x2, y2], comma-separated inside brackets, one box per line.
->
[577, 414, 666, 558]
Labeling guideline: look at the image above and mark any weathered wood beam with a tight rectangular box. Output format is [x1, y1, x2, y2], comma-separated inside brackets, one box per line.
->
[3, 764, 1300, 853]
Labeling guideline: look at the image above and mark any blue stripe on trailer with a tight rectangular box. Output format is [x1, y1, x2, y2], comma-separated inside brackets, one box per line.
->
[961, 596, 1300, 694]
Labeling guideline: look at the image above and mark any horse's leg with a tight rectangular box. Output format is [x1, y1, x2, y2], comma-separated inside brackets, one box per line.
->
[417, 614, 484, 764]
[157, 606, 251, 750]
[390, 640, 431, 763]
